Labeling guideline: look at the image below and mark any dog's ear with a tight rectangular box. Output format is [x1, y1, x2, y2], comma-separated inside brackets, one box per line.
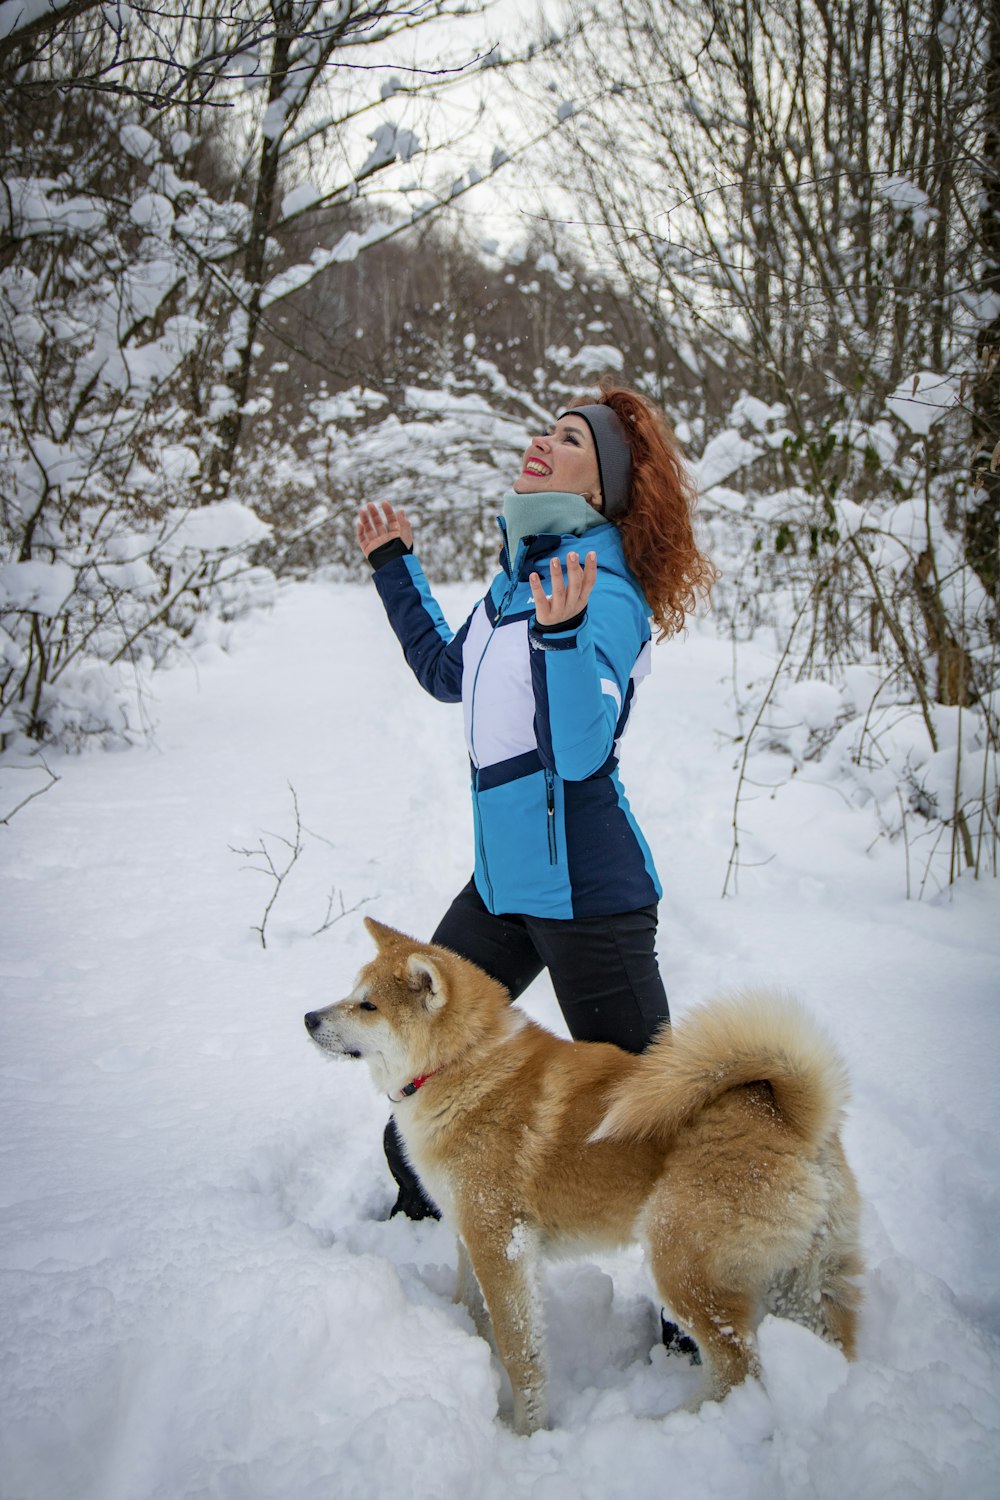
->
[365, 916, 407, 951]
[406, 954, 447, 1013]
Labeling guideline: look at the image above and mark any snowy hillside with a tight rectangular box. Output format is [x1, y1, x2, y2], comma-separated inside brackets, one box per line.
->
[1, 578, 998, 1500]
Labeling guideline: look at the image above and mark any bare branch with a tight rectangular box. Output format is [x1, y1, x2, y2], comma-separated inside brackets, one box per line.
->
[0, 757, 60, 824]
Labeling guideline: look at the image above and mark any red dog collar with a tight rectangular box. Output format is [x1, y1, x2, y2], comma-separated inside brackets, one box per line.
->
[388, 1071, 438, 1103]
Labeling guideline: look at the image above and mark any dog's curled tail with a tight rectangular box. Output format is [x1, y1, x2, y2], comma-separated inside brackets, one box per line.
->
[593, 990, 849, 1150]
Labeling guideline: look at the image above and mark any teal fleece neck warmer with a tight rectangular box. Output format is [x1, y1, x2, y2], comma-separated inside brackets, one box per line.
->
[501, 490, 606, 559]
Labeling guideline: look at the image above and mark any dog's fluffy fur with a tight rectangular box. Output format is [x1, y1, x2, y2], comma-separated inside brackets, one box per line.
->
[305, 919, 863, 1434]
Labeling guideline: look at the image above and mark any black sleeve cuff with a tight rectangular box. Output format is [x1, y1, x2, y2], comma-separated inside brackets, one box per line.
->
[532, 607, 587, 636]
[367, 537, 413, 571]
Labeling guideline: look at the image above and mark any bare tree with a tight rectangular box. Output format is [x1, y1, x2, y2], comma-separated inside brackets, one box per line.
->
[970, 0, 1000, 601]
[0, 0, 570, 748]
[538, 0, 996, 887]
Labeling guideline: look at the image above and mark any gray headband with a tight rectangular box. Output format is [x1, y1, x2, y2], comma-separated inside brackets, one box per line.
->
[560, 404, 633, 522]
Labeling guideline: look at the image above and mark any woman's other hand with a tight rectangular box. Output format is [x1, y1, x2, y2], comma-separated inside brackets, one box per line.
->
[529, 550, 597, 627]
[356, 501, 414, 558]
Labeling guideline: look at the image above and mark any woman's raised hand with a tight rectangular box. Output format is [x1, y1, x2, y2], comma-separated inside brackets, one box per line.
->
[528, 550, 598, 628]
[356, 501, 414, 558]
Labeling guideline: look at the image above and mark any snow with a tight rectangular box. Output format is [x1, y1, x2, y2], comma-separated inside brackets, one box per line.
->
[158, 443, 200, 482]
[161, 499, 271, 555]
[831, 496, 867, 536]
[119, 124, 161, 167]
[120, 258, 181, 324]
[1, 580, 998, 1500]
[0, 0, 77, 42]
[3, 178, 107, 238]
[260, 223, 397, 306]
[361, 123, 421, 177]
[875, 178, 938, 234]
[694, 429, 766, 491]
[280, 183, 322, 220]
[776, 678, 843, 733]
[887, 372, 960, 436]
[567, 343, 624, 376]
[698, 484, 745, 514]
[0, 558, 74, 614]
[833, 417, 899, 465]
[129, 194, 175, 235]
[728, 395, 787, 433]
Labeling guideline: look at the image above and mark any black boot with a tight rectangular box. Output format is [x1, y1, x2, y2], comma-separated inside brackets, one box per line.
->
[661, 1314, 701, 1365]
[384, 1118, 440, 1221]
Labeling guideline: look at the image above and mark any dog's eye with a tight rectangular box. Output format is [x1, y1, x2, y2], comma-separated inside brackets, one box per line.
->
[358, 1000, 378, 1012]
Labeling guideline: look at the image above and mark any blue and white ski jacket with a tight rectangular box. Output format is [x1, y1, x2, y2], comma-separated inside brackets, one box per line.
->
[371, 519, 662, 920]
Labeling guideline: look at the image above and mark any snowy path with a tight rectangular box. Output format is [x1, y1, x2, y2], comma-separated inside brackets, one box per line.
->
[2, 580, 998, 1500]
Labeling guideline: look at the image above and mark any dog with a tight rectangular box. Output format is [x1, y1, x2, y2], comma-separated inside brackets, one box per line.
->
[304, 918, 863, 1434]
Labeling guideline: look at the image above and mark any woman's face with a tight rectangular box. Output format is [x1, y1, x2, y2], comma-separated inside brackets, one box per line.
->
[513, 415, 602, 508]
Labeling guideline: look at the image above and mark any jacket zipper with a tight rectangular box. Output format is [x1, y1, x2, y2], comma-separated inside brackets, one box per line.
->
[545, 769, 558, 865]
[470, 562, 522, 903]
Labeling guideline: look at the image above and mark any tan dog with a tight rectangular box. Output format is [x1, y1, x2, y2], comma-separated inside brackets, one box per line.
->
[305, 918, 862, 1434]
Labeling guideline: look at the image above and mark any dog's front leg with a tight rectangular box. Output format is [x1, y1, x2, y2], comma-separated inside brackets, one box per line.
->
[454, 1238, 490, 1341]
[463, 1224, 547, 1436]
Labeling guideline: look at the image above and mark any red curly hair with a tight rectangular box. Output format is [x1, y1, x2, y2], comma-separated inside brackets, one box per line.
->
[569, 383, 718, 639]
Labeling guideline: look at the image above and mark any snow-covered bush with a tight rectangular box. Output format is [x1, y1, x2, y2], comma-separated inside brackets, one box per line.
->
[539, 0, 996, 889]
[698, 385, 999, 893]
[0, 0, 568, 751]
[236, 227, 662, 582]
[243, 374, 538, 581]
[0, 90, 277, 750]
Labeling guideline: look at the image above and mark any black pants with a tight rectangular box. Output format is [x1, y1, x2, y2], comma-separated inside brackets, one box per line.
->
[384, 878, 670, 1218]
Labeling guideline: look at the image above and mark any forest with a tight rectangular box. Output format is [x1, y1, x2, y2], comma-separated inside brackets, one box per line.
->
[2, 9, 999, 1494]
[1, 0, 996, 890]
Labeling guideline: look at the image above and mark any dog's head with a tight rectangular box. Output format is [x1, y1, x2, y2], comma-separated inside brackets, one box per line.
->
[304, 918, 464, 1096]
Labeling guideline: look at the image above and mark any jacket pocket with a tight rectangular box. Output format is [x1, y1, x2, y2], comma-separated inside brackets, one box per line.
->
[474, 770, 571, 916]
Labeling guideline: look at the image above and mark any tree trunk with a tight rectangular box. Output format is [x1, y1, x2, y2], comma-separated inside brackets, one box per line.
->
[969, 0, 1000, 601]
[205, 2, 294, 501]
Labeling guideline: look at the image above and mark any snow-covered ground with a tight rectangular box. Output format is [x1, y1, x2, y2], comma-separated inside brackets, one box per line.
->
[2, 578, 998, 1500]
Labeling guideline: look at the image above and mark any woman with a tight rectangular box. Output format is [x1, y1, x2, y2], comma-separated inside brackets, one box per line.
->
[357, 383, 716, 1223]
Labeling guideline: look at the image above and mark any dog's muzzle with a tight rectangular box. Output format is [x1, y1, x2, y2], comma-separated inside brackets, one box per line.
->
[304, 1011, 362, 1058]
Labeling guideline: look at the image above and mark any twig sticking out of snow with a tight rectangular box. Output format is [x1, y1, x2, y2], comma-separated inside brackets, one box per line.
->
[0, 758, 60, 826]
[230, 784, 304, 949]
[229, 783, 370, 948]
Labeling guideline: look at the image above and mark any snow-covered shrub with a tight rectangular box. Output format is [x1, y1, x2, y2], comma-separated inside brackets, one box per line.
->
[235, 376, 528, 582]
[0, 93, 277, 750]
[1, 0, 584, 752]
[239, 225, 666, 583]
[701, 384, 999, 893]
